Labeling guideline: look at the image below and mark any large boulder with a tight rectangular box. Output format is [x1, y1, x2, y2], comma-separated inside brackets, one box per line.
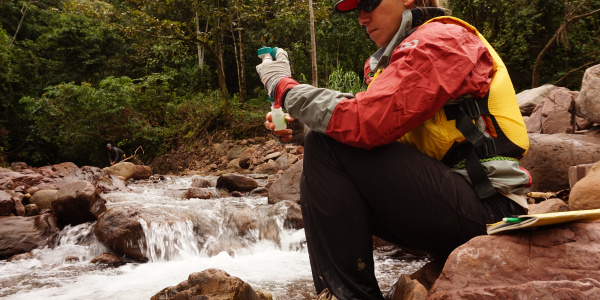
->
[569, 161, 600, 211]
[151, 268, 271, 300]
[103, 162, 136, 180]
[268, 161, 302, 204]
[52, 180, 107, 227]
[429, 221, 600, 299]
[131, 165, 153, 180]
[0, 213, 59, 259]
[94, 206, 218, 262]
[575, 64, 600, 123]
[520, 133, 600, 192]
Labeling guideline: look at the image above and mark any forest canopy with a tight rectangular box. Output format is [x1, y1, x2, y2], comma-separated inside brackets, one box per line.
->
[1, 0, 599, 167]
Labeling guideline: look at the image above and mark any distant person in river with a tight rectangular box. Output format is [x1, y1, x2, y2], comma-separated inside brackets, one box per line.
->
[107, 143, 126, 166]
[255, 0, 531, 299]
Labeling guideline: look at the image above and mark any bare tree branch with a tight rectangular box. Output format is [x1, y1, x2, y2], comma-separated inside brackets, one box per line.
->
[532, 6, 600, 88]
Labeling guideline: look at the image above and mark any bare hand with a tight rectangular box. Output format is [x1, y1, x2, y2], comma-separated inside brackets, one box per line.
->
[265, 112, 295, 142]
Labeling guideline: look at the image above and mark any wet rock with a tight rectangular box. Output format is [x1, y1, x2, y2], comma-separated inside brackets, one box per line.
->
[271, 200, 303, 230]
[231, 191, 244, 197]
[7, 252, 34, 262]
[227, 207, 258, 237]
[29, 189, 58, 211]
[569, 161, 600, 210]
[131, 165, 153, 180]
[94, 207, 148, 262]
[52, 181, 107, 227]
[90, 253, 125, 267]
[65, 255, 80, 263]
[520, 133, 600, 192]
[95, 206, 218, 262]
[249, 187, 269, 197]
[183, 187, 213, 199]
[0, 213, 59, 259]
[429, 221, 600, 299]
[575, 64, 600, 123]
[191, 176, 213, 188]
[268, 161, 302, 204]
[216, 174, 258, 192]
[151, 268, 269, 300]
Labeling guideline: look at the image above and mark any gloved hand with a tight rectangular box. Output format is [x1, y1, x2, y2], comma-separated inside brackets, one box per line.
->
[256, 48, 291, 100]
[265, 112, 308, 145]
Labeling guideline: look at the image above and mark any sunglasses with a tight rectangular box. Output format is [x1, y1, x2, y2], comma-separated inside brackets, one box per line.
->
[357, 0, 382, 12]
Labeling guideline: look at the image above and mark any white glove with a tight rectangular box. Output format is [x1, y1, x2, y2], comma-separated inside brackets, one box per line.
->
[256, 48, 291, 99]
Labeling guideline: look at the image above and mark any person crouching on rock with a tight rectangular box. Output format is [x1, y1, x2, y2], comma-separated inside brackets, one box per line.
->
[107, 143, 126, 166]
[255, 0, 532, 299]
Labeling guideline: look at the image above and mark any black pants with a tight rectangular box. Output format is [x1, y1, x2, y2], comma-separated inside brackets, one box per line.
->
[300, 131, 525, 300]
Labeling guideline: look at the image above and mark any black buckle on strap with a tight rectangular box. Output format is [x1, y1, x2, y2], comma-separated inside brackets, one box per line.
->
[474, 137, 497, 159]
[460, 98, 482, 119]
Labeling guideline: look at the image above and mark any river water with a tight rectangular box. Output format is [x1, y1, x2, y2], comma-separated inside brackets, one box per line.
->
[0, 175, 427, 299]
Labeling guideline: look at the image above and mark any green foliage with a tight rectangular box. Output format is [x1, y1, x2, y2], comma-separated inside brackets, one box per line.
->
[327, 69, 366, 95]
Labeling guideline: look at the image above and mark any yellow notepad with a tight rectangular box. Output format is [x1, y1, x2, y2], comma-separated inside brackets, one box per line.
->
[486, 208, 600, 235]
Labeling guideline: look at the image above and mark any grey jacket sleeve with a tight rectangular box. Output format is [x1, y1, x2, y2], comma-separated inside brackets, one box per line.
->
[284, 84, 354, 134]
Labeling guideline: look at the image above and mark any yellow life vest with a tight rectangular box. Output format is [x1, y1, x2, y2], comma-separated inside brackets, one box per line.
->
[368, 16, 529, 198]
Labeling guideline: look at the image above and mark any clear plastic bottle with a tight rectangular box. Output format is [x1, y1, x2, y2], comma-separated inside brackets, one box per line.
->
[270, 105, 287, 131]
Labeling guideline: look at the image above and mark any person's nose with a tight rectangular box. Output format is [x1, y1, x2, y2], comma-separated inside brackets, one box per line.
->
[358, 10, 370, 25]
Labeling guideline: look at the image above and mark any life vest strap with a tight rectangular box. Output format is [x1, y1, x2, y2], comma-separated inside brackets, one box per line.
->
[443, 92, 498, 198]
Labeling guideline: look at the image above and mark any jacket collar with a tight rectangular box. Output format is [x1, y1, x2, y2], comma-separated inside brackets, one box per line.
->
[369, 7, 446, 71]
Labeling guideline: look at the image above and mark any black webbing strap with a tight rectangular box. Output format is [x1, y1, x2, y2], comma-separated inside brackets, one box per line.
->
[443, 94, 497, 198]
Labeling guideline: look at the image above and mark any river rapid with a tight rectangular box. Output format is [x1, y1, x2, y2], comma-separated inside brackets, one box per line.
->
[0, 175, 427, 299]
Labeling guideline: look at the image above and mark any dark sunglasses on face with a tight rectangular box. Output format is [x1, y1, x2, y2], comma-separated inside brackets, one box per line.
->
[357, 0, 382, 12]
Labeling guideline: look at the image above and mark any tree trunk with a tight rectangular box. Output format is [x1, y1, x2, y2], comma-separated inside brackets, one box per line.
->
[308, 0, 318, 87]
[237, 29, 247, 103]
[10, 2, 29, 48]
[216, 32, 229, 115]
[196, 14, 208, 73]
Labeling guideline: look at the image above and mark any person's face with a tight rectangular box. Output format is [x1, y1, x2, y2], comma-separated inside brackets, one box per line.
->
[358, 0, 415, 48]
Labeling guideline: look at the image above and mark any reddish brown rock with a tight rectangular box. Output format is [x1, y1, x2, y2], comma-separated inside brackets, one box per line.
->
[520, 133, 600, 192]
[151, 268, 268, 300]
[183, 187, 213, 199]
[216, 174, 258, 192]
[0, 213, 59, 259]
[268, 161, 302, 204]
[429, 221, 600, 299]
[52, 181, 107, 227]
[90, 253, 126, 267]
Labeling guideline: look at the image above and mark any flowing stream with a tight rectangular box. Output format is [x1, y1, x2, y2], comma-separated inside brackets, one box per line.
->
[0, 175, 427, 299]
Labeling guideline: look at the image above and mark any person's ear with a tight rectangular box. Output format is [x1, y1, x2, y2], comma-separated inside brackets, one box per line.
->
[403, 0, 415, 8]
